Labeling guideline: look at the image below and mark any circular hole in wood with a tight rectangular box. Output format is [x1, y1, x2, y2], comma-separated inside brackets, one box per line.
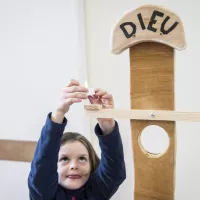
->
[139, 125, 169, 156]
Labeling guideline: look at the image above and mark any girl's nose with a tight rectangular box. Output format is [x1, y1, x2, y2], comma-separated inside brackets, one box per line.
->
[70, 161, 78, 170]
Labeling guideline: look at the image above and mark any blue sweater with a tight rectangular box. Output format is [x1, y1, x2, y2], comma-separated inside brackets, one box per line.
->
[28, 113, 126, 200]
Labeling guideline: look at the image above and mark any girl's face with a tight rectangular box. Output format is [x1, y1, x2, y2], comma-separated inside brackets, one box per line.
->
[57, 141, 91, 190]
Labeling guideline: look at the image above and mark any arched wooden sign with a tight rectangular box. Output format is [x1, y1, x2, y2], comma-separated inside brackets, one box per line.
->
[111, 5, 186, 54]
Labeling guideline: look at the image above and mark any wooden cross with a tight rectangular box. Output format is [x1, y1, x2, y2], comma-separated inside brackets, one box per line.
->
[84, 4, 189, 200]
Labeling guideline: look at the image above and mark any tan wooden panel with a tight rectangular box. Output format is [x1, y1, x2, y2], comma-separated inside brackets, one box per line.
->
[0, 139, 37, 162]
[130, 42, 175, 200]
[85, 108, 200, 122]
[111, 4, 186, 54]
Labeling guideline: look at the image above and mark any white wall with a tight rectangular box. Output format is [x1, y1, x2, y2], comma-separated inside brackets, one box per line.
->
[84, 0, 200, 199]
[0, 0, 89, 199]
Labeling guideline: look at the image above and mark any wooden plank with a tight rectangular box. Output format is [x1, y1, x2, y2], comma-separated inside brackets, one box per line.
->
[0, 139, 37, 162]
[85, 108, 200, 122]
[84, 104, 102, 110]
[130, 42, 175, 200]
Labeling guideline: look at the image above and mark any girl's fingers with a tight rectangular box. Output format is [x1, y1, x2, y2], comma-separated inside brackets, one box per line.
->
[65, 79, 88, 93]
[88, 96, 96, 104]
[94, 88, 107, 97]
[62, 85, 88, 93]
[102, 98, 114, 106]
[88, 95, 102, 104]
[66, 79, 80, 87]
[94, 90, 113, 101]
[63, 92, 88, 100]
[64, 98, 82, 105]
[101, 93, 113, 100]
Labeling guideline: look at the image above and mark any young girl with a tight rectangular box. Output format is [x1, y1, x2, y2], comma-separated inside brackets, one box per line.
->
[28, 79, 126, 200]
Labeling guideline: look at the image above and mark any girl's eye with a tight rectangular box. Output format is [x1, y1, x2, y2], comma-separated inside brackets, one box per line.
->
[60, 157, 69, 162]
[79, 157, 87, 162]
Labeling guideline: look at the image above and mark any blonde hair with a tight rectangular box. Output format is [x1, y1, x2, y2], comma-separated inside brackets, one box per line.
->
[61, 132, 100, 174]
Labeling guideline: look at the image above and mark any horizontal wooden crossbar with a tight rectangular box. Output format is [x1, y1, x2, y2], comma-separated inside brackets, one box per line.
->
[0, 139, 37, 162]
[85, 106, 200, 122]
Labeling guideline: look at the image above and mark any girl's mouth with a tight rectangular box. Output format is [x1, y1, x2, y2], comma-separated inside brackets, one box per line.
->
[67, 175, 81, 179]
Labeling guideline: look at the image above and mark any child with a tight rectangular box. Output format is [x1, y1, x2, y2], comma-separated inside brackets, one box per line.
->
[28, 79, 126, 200]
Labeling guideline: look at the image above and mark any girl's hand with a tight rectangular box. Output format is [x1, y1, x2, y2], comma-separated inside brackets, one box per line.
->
[88, 89, 115, 134]
[52, 79, 88, 123]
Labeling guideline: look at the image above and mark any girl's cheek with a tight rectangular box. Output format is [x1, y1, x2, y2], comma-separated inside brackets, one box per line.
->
[58, 166, 69, 177]
[58, 161, 68, 166]
[80, 162, 88, 167]
[80, 162, 91, 172]
[58, 162, 68, 173]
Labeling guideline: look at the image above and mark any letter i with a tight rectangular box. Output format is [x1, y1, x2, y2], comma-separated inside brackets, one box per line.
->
[137, 13, 146, 30]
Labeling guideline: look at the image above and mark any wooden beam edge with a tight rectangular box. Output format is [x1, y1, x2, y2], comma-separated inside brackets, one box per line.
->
[85, 106, 200, 122]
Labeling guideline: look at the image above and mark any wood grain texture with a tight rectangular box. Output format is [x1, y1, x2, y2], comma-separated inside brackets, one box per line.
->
[85, 109, 200, 122]
[0, 139, 37, 162]
[84, 104, 103, 110]
[130, 42, 175, 200]
[111, 4, 186, 54]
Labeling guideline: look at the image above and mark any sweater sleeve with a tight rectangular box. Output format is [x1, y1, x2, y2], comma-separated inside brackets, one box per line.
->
[93, 121, 126, 199]
[28, 112, 67, 200]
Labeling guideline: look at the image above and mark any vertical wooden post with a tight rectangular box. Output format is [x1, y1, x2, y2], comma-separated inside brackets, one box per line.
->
[111, 5, 186, 200]
[130, 42, 175, 200]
